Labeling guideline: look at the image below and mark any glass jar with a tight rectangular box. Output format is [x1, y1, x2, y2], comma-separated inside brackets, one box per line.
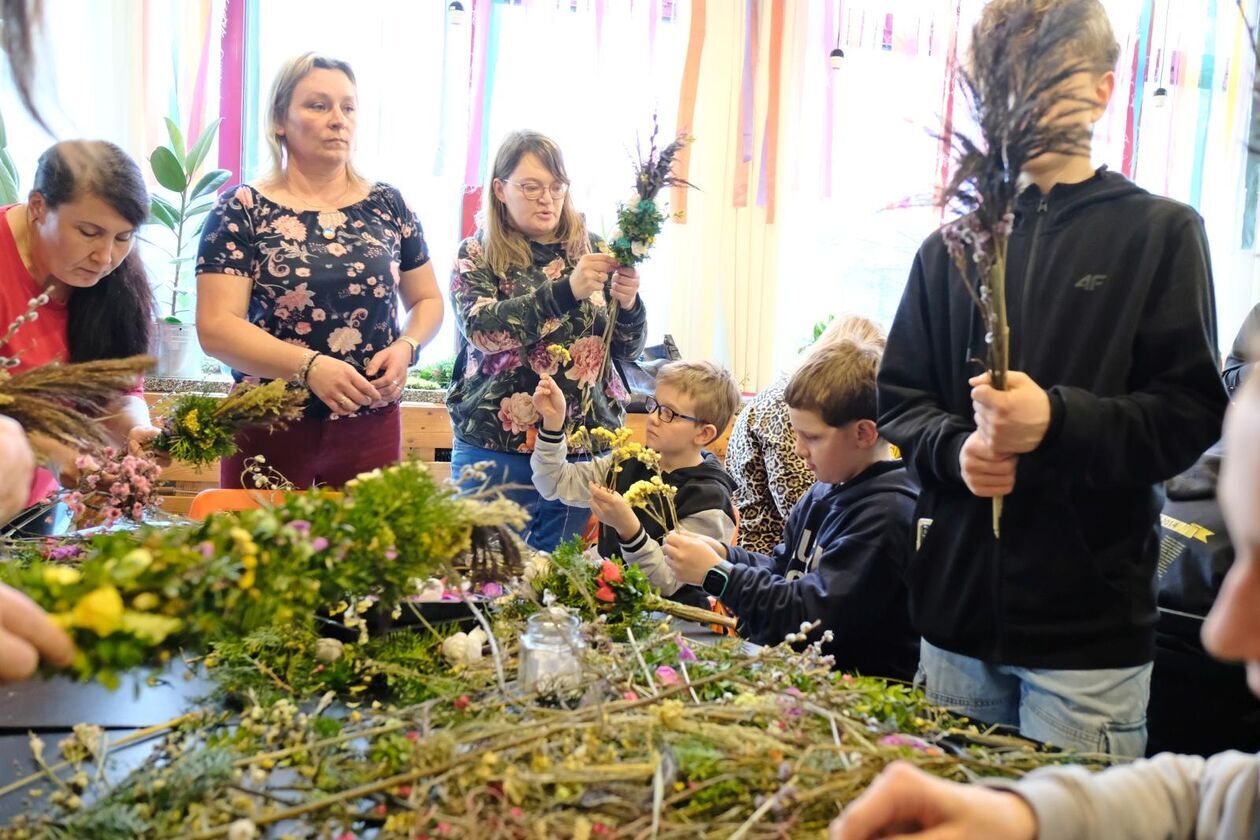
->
[518, 610, 584, 694]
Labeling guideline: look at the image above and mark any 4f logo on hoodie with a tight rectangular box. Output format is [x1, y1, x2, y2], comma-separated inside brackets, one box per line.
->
[785, 528, 824, 581]
[1075, 273, 1108, 291]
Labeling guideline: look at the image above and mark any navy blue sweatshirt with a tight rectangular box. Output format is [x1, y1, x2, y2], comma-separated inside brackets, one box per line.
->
[877, 168, 1228, 670]
[723, 460, 919, 681]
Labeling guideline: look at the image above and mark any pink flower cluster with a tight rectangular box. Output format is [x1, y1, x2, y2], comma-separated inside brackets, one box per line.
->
[67, 446, 162, 527]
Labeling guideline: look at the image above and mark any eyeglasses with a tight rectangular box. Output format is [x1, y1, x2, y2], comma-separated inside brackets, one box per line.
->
[645, 396, 706, 425]
[505, 180, 569, 202]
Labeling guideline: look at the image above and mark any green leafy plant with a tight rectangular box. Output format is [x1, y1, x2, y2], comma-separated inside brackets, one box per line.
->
[799, 314, 836, 353]
[0, 110, 19, 204]
[147, 117, 231, 323]
[406, 356, 457, 389]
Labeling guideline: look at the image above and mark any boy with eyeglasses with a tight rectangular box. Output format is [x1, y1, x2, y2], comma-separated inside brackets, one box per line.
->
[662, 336, 920, 680]
[531, 360, 740, 605]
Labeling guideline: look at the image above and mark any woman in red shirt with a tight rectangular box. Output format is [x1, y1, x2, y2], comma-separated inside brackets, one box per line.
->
[0, 140, 159, 524]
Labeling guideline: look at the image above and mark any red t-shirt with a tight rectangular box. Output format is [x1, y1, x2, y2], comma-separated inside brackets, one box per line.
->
[0, 207, 144, 507]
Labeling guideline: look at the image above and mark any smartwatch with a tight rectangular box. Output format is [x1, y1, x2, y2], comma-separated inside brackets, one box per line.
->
[394, 335, 421, 366]
[701, 560, 733, 600]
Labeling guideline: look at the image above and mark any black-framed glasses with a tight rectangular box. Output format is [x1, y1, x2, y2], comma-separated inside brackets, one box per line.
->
[645, 396, 706, 425]
[505, 180, 569, 201]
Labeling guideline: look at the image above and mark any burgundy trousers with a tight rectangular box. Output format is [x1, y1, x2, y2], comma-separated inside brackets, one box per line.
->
[219, 404, 402, 489]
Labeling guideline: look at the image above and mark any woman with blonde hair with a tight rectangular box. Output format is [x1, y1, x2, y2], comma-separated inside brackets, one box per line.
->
[726, 315, 887, 553]
[446, 130, 648, 550]
[196, 53, 443, 488]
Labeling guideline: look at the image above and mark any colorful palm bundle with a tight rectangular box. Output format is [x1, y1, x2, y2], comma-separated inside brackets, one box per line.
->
[149, 379, 307, 468]
[566, 119, 694, 417]
[937, 3, 1101, 536]
[604, 119, 695, 269]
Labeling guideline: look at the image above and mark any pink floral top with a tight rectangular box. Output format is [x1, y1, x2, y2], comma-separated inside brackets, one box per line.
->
[196, 183, 429, 418]
[446, 232, 648, 453]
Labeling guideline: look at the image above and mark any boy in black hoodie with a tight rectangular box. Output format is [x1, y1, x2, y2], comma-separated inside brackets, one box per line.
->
[663, 331, 919, 680]
[531, 360, 739, 603]
[877, 0, 1227, 758]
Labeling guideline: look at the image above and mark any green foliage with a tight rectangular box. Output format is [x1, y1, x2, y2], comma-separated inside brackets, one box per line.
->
[799, 314, 836, 353]
[0, 110, 19, 205]
[408, 356, 456, 388]
[0, 461, 523, 687]
[147, 117, 232, 321]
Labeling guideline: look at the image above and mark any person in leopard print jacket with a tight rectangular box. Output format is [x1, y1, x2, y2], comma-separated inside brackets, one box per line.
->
[727, 315, 888, 554]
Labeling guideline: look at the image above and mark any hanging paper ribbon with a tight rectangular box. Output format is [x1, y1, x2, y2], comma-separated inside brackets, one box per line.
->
[461, 0, 496, 238]
[821, 0, 837, 199]
[1189, 0, 1218, 208]
[1122, 0, 1154, 178]
[186, 0, 215, 144]
[217, 0, 247, 180]
[756, 0, 784, 223]
[733, 0, 758, 207]
[672, 0, 707, 221]
[933, 0, 962, 221]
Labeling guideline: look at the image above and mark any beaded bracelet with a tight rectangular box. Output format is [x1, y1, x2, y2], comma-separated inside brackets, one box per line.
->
[296, 350, 321, 387]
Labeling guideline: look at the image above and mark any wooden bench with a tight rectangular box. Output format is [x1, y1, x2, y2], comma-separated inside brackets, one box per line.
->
[146, 394, 732, 515]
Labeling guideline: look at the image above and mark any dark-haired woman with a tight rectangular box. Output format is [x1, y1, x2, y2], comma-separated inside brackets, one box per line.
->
[0, 139, 158, 519]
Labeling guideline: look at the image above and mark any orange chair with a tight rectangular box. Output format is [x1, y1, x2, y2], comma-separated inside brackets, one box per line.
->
[186, 489, 293, 519]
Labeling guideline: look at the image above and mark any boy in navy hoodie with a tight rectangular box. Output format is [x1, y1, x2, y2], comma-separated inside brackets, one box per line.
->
[663, 328, 919, 680]
[876, 0, 1227, 758]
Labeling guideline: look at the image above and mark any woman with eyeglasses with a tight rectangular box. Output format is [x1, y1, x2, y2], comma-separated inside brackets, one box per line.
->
[447, 130, 647, 551]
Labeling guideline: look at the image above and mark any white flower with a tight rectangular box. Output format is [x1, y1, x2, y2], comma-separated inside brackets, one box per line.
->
[441, 627, 488, 667]
[412, 577, 447, 602]
[227, 819, 259, 840]
[630, 240, 649, 258]
[315, 638, 345, 662]
[519, 552, 552, 600]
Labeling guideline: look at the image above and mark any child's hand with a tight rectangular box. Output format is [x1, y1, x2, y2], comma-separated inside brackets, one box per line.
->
[532, 374, 567, 432]
[829, 761, 1036, 840]
[662, 531, 724, 585]
[969, 371, 1051, 455]
[0, 584, 76, 682]
[959, 430, 1017, 498]
[588, 483, 640, 541]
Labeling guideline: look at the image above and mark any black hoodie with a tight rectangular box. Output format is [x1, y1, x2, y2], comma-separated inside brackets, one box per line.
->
[723, 460, 919, 680]
[877, 167, 1227, 670]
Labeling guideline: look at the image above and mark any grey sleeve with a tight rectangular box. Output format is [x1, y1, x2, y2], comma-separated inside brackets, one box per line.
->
[529, 429, 612, 507]
[984, 751, 1260, 840]
[619, 508, 736, 596]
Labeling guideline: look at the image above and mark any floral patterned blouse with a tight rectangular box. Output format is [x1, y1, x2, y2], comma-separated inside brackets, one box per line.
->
[447, 232, 648, 453]
[196, 183, 429, 419]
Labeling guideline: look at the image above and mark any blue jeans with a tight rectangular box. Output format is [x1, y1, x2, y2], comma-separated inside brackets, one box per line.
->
[449, 439, 589, 552]
[917, 639, 1153, 758]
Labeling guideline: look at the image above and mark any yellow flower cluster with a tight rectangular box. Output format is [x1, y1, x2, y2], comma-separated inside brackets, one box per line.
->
[181, 408, 202, 436]
[230, 526, 261, 590]
[623, 476, 678, 509]
[590, 426, 634, 448]
[546, 343, 572, 365]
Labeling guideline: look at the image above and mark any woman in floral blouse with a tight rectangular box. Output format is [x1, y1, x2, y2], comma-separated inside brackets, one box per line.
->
[197, 53, 443, 488]
[448, 130, 647, 550]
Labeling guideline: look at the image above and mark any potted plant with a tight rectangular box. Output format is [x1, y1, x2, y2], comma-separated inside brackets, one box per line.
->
[0, 110, 19, 204]
[147, 117, 231, 378]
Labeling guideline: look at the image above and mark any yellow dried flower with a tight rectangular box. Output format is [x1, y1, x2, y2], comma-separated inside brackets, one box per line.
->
[71, 586, 124, 637]
[181, 408, 201, 436]
[131, 592, 160, 611]
[42, 566, 81, 587]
